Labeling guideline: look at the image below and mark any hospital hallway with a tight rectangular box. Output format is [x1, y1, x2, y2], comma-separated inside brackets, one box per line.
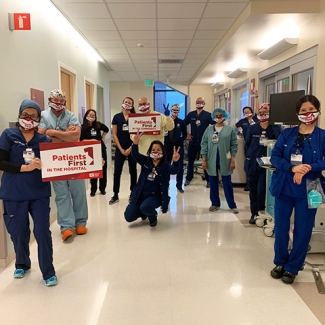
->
[0, 169, 324, 325]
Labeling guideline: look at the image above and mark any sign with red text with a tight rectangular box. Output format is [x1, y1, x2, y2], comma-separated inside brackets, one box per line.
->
[8, 13, 31, 31]
[128, 113, 161, 135]
[39, 141, 102, 182]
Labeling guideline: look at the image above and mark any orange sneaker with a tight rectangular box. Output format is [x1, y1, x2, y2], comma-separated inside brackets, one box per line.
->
[61, 229, 75, 241]
[76, 225, 87, 235]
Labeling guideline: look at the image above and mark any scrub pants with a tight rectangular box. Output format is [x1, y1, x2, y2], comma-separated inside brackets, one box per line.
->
[53, 180, 88, 231]
[165, 144, 184, 189]
[3, 198, 55, 280]
[124, 195, 161, 224]
[209, 173, 237, 209]
[274, 193, 316, 275]
[248, 169, 266, 216]
[90, 149, 107, 194]
[113, 147, 137, 195]
[186, 144, 209, 183]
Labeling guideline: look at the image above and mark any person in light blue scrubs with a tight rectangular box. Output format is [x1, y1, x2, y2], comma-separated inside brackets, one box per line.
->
[270, 94, 325, 284]
[38, 89, 88, 242]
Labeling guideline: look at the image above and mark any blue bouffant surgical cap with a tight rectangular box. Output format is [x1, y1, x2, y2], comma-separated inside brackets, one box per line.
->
[212, 108, 229, 119]
[19, 99, 41, 116]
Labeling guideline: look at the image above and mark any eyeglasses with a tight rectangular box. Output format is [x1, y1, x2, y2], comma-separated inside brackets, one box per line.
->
[20, 113, 39, 121]
[139, 103, 149, 106]
[50, 98, 66, 104]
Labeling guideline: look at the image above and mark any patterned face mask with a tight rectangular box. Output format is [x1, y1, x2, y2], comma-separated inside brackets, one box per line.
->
[297, 111, 320, 125]
[244, 113, 253, 118]
[86, 116, 96, 122]
[150, 151, 163, 160]
[214, 117, 225, 124]
[19, 117, 39, 131]
[122, 103, 133, 110]
[257, 114, 269, 122]
[49, 102, 66, 112]
[138, 104, 150, 113]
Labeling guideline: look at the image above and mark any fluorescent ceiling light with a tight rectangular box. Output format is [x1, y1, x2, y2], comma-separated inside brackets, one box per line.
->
[227, 68, 247, 79]
[258, 38, 298, 60]
[211, 82, 224, 88]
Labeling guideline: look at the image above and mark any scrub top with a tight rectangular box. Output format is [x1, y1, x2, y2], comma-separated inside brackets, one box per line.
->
[111, 112, 133, 150]
[0, 128, 51, 201]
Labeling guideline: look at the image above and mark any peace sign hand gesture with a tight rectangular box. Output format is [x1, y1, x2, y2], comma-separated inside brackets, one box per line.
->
[172, 146, 180, 162]
[133, 130, 144, 145]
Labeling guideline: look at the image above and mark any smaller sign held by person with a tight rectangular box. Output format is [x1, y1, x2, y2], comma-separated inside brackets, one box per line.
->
[40, 141, 102, 181]
[128, 113, 161, 135]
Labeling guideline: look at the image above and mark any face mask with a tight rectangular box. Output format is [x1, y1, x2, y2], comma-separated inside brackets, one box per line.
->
[19, 118, 39, 131]
[49, 102, 66, 112]
[257, 114, 269, 122]
[150, 151, 163, 160]
[196, 102, 205, 109]
[214, 117, 225, 124]
[244, 113, 253, 118]
[86, 116, 95, 123]
[122, 103, 133, 110]
[297, 111, 320, 125]
[172, 110, 179, 117]
[139, 104, 150, 113]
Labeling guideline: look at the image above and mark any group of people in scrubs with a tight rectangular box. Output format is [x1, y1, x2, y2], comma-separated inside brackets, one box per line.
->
[0, 89, 323, 287]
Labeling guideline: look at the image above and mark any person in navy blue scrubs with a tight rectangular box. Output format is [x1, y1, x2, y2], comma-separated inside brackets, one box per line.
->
[80, 109, 109, 196]
[184, 97, 214, 187]
[124, 133, 180, 227]
[164, 104, 187, 193]
[234, 106, 259, 191]
[0, 100, 57, 286]
[110, 97, 137, 205]
[244, 103, 281, 224]
[270, 94, 325, 284]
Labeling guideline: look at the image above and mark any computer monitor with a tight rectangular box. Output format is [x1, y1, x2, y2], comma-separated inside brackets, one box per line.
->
[269, 90, 305, 125]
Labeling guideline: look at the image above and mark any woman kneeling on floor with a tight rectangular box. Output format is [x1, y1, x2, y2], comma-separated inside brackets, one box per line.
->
[124, 133, 180, 227]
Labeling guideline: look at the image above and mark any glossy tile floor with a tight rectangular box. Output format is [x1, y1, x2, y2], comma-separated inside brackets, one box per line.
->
[0, 168, 325, 325]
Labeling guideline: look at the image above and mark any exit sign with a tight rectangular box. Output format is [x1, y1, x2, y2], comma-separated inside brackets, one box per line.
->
[8, 13, 31, 31]
[145, 79, 154, 86]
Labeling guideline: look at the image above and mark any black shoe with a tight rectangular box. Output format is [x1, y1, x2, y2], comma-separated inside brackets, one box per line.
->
[184, 179, 191, 186]
[244, 184, 249, 191]
[249, 215, 256, 224]
[100, 190, 106, 195]
[270, 265, 285, 279]
[282, 271, 296, 284]
[150, 220, 157, 227]
[140, 215, 148, 221]
[109, 195, 119, 205]
[90, 192, 96, 197]
[177, 187, 184, 193]
[206, 182, 210, 188]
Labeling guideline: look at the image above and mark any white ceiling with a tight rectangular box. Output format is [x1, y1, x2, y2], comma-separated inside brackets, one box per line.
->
[51, 0, 317, 85]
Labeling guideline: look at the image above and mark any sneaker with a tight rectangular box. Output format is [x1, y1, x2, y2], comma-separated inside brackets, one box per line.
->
[76, 225, 87, 235]
[249, 215, 256, 224]
[109, 195, 119, 205]
[61, 229, 75, 241]
[282, 271, 296, 284]
[100, 190, 106, 195]
[270, 265, 285, 279]
[209, 206, 220, 212]
[206, 182, 210, 188]
[13, 269, 27, 278]
[184, 179, 191, 186]
[230, 208, 239, 214]
[177, 187, 184, 193]
[45, 275, 58, 287]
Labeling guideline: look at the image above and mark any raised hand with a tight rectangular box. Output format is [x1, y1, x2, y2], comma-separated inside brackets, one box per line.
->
[172, 146, 180, 162]
[133, 130, 144, 145]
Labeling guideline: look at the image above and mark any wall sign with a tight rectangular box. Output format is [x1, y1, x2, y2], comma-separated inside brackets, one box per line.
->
[8, 13, 31, 31]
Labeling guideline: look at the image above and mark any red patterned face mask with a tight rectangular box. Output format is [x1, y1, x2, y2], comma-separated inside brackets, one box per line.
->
[297, 111, 320, 125]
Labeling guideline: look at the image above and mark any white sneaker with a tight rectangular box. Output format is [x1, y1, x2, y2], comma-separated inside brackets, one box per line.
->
[230, 208, 239, 214]
[209, 206, 220, 212]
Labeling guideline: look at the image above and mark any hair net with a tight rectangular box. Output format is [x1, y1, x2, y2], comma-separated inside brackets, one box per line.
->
[19, 99, 41, 116]
[212, 107, 230, 119]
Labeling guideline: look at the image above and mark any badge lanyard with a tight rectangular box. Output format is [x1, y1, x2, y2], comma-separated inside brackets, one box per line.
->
[147, 167, 158, 181]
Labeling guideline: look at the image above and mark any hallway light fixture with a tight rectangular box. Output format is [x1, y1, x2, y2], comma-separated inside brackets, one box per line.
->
[211, 82, 224, 88]
[227, 68, 247, 79]
[258, 38, 298, 60]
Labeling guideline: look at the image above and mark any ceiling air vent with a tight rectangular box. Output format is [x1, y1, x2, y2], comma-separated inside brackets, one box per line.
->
[158, 59, 184, 64]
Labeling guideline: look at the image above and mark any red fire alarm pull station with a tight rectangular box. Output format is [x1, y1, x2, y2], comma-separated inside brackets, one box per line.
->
[8, 13, 31, 31]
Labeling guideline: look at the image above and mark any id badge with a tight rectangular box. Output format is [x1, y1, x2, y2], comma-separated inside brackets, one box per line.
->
[212, 133, 219, 143]
[290, 154, 303, 166]
[259, 136, 268, 146]
[91, 128, 97, 136]
[147, 172, 156, 181]
[195, 120, 201, 126]
[122, 124, 129, 131]
[23, 149, 35, 164]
